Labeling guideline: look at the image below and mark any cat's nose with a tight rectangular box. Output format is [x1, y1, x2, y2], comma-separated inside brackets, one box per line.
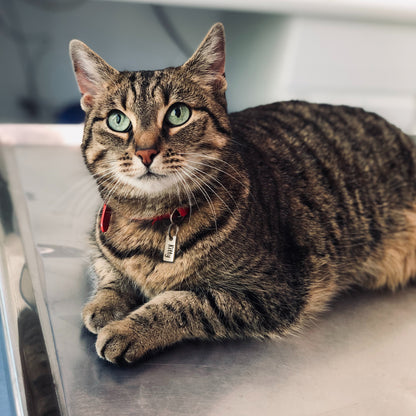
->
[135, 148, 159, 167]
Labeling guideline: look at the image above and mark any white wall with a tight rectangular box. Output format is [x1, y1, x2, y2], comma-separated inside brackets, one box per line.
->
[276, 17, 416, 133]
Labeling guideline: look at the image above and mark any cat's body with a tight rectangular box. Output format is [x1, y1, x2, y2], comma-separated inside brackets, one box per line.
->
[70, 24, 416, 364]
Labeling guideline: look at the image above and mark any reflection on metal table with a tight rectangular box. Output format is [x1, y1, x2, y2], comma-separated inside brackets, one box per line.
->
[0, 124, 416, 416]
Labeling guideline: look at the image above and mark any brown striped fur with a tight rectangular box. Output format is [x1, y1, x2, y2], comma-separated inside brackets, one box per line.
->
[70, 23, 416, 364]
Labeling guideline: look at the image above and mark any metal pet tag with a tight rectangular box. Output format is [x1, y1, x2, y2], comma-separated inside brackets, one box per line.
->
[163, 224, 179, 263]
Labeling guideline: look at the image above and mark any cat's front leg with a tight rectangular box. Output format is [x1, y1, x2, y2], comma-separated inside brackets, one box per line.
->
[95, 290, 218, 364]
[82, 256, 141, 334]
[95, 287, 300, 364]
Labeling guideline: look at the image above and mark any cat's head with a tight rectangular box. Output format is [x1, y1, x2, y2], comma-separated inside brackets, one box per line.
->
[70, 23, 231, 215]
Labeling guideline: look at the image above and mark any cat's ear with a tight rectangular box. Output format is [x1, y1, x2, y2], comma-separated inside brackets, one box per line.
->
[184, 23, 226, 92]
[69, 40, 118, 111]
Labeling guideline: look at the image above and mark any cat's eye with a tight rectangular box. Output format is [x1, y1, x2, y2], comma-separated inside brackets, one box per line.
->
[165, 103, 191, 127]
[107, 110, 132, 132]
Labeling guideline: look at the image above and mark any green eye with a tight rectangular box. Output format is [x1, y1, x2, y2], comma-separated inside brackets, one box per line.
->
[107, 110, 131, 132]
[166, 103, 191, 127]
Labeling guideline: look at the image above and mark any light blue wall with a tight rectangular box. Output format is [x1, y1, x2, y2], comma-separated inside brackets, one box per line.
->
[0, 1, 225, 122]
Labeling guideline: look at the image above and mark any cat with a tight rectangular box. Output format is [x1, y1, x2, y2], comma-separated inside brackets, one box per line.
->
[69, 23, 416, 364]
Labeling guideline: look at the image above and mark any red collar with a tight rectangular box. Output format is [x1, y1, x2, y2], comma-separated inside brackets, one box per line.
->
[100, 204, 189, 233]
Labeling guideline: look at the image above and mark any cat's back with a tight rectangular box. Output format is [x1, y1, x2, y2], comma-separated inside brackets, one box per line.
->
[230, 100, 415, 163]
[227, 100, 416, 292]
[230, 100, 416, 207]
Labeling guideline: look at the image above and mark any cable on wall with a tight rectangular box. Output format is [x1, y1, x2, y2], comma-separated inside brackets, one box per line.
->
[151, 5, 193, 58]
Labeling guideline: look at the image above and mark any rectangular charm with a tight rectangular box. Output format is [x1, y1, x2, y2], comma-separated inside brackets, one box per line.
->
[163, 234, 177, 263]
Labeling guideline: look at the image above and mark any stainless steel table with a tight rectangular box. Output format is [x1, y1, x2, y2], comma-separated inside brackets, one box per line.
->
[1, 124, 415, 416]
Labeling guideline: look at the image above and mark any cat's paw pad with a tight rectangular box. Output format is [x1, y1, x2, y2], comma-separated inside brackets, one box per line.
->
[96, 320, 144, 364]
[82, 301, 127, 334]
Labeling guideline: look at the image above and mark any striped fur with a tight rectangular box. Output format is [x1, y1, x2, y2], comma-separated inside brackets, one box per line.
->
[70, 23, 416, 364]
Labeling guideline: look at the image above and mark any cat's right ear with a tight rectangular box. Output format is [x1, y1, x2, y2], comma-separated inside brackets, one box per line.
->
[69, 40, 118, 111]
[183, 23, 226, 93]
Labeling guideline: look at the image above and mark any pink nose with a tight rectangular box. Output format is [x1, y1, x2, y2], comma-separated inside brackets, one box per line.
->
[135, 148, 158, 167]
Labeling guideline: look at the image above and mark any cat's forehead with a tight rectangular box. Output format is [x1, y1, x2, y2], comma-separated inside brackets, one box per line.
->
[116, 69, 168, 101]
[116, 68, 203, 105]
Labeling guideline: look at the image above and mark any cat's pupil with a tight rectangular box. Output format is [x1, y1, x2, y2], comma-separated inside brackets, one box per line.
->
[174, 108, 181, 118]
[116, 114, 121, 124]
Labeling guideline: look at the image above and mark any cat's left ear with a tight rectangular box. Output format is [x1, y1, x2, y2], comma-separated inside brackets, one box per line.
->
[69, 40, 119, 111]
[183, 23, 226, 92]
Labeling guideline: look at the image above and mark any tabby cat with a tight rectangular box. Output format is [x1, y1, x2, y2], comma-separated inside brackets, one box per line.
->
[70, 23, 416, 364]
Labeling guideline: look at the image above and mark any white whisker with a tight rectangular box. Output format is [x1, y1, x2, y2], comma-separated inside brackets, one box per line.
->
[182, 153, 249, 191]
[180, 168, 218, 229]
[173, 171, 198, 218]
[182, 166, 237, 222]
[51, 174, 97, 214]
[185, 162, 241, 217]
[182, 152, 244, 177]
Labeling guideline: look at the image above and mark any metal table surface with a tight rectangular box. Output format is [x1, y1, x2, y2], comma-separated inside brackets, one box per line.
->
[0, 124, 416, 416]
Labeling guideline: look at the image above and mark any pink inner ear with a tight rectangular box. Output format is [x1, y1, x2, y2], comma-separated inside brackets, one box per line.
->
[73, 64, 99, 108]
[210, 58, 225, 78]
[210, 44, 225, 76]
[74, 65, 97, 96]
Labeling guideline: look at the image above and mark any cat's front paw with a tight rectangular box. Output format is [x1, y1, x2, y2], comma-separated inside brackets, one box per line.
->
[95, 319, 147, 364]
[82, 298, 130, 334]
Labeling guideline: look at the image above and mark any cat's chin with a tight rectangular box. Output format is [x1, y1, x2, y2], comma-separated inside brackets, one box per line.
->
[138, 171, 166, 181]
[122, 172, 179, 196]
